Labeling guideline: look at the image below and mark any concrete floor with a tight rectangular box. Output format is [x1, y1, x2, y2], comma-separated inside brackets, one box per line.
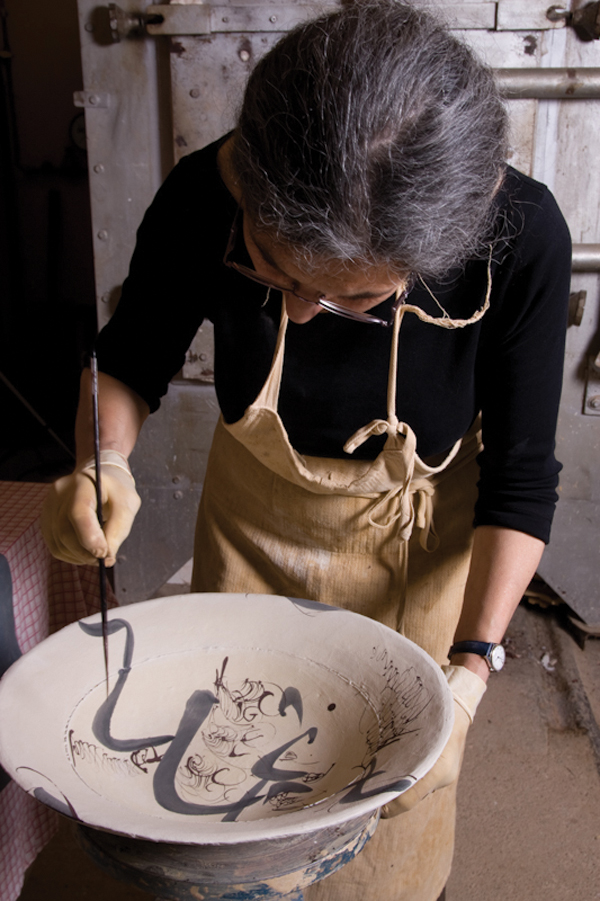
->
[448, 603, 600, 901]
[17, 602, 600, 901]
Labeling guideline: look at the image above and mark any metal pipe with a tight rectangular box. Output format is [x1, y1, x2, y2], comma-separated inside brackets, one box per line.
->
[572, 244, 600, 271]
[496, 68, 600, 99]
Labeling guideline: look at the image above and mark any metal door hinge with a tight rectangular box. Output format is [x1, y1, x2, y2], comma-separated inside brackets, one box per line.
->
[73, 90, 110, 109]
[547, 2, 600, 41]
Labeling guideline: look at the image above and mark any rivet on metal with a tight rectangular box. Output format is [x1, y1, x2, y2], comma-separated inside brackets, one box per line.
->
[101, 292, 111, 304]
[588, 395, 600, 410]
[270, 15, 277, 22]
[173, 491, 183, 500]
[172, 476, 181, 484]
[93, 164, 105, 174]
[222, 16, 229, 23]
[189, 88, 200, 98]
[97, 230, 108, 241]
[88, 94, 99, 106]
[239, 49, 250, 62]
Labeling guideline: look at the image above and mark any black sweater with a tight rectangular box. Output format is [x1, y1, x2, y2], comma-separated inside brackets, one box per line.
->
[96, 136, 572, 543]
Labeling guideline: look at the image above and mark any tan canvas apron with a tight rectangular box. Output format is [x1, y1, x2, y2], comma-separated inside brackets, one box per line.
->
[191, 291, 488, 901]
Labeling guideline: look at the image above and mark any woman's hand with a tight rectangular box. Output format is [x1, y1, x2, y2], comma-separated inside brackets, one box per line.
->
[41, 452, 141, 567]
[41, 368, 149, 567]
[380, 664, 486, 817]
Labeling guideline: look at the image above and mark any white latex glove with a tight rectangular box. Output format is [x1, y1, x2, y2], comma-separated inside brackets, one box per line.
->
[381, 664, 487, 817]
[40, 450, 141, 567]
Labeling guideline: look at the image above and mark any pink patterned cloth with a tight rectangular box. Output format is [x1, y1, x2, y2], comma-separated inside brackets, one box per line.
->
[0, 482, 117, 901]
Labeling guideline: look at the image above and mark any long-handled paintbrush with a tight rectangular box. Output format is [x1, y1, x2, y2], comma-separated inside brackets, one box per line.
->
[91, 351, 109, 695]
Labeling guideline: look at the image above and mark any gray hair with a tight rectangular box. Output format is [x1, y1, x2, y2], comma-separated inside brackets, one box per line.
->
[232, 1, 508, 279]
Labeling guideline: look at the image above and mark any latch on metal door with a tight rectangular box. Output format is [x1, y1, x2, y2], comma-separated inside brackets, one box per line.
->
[548, 2, 600, 40]
[106, 2, 333, 41]
[106, 3, 154, 41]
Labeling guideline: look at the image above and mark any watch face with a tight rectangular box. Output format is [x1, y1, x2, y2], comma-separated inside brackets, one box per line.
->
[490, 644, 506, 671]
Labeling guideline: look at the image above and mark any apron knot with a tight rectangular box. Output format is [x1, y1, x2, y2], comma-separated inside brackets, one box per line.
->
[343, 417, 403, 456]
[367, 478, 439, 551]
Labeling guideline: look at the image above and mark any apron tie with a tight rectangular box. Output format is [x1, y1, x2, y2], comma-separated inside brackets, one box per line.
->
[366, 477, 439, 550]
[412, 479, 439, 551]
[343, 417, 403, 455]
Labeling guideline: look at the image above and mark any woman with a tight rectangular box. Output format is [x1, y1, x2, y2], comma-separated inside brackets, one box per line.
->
[41, 3, 571, 899]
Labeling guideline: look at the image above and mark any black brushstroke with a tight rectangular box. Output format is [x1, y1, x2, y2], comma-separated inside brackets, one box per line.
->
[264, 781, 313, 801]
[153, 697, 322, 820]
[0, 556, 21, 674]
[151, 689, 263, 816]
[251, 728, 318, 781]
[33, 787, 76, 817]
[17, 765, 80, 818]
[287, 597, 337, 615]
[79, 618, 174, 752]
[152, 690, 306, 819]
[337, 756, 415, 804]
[279, 687, 303, 724]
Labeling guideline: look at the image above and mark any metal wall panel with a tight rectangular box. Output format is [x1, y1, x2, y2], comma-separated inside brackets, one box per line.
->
[76, 0, 172, 331]
[118, 383, 219, 603]
[527, 28, 600, 623]
[456, 21, 600, 622]
[170, 32, 283, 163]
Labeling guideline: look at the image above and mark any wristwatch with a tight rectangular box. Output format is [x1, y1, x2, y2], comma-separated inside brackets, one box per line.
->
[448, 640, 506, 672]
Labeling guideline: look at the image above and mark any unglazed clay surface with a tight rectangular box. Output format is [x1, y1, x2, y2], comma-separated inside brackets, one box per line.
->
[0, 594, 453, 843]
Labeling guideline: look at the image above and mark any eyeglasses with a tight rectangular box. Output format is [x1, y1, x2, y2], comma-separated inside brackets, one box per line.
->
[223, 208, 412, 327]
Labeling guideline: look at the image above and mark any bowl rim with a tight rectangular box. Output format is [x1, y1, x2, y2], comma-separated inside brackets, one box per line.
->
[0, 593, 453, 844]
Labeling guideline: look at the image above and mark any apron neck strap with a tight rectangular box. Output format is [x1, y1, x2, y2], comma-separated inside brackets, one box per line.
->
[386, 297, 404, 427]
[386, 248, 493, 424]
[251, 296, 289, 413]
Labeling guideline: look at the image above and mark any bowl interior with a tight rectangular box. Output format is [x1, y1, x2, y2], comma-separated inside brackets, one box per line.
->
[0, 594, 452, 843]
[68, 647, 380, 820]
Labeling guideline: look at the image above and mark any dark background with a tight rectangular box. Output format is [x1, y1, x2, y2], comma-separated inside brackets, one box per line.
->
[0, 0, 96, 481]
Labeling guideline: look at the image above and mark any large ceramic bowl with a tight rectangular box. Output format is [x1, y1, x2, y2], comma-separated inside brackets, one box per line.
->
[0, 593, 453, 844]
